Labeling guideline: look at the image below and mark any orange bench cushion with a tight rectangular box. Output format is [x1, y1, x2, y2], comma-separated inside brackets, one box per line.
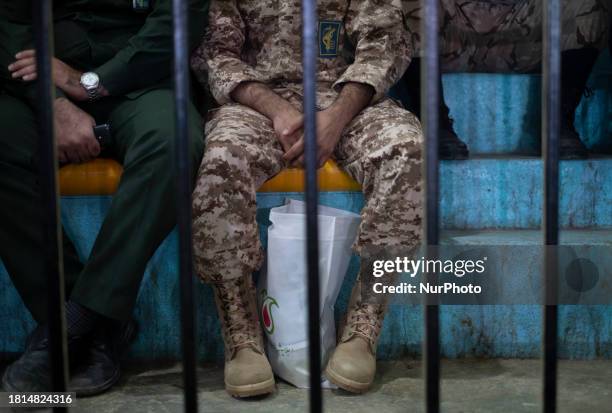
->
[59, 158, 360, 196]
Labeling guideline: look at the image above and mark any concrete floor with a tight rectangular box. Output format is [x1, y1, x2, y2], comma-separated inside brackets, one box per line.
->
[2, 359, 610, 413]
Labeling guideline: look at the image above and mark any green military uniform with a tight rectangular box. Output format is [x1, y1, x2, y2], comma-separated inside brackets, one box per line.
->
[0, 0, 208, 323]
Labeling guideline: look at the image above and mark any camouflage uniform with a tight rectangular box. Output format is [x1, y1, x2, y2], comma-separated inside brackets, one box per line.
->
[403, 0, 610, 73]
[191, 0, 423, 283]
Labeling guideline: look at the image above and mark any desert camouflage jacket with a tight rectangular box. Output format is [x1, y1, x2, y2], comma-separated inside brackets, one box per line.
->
[191, 0, 410, 104]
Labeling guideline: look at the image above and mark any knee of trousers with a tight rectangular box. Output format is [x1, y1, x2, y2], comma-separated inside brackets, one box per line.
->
[196, 140, 260, 188]
[362, 135, 423, 188]
[128, 124, 204, 181]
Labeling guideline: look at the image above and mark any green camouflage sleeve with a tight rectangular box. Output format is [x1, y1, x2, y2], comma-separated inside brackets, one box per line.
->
[333, 0, 411, 103]
[191, 0, 264, 105]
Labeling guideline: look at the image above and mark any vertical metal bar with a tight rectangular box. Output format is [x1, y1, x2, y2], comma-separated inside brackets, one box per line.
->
[301, 0, 322, 411]
[422, 0, 440, 411]
[172, 0, 198, 411]
[542, 0, 560, 412]
[32, 2, 69, 411]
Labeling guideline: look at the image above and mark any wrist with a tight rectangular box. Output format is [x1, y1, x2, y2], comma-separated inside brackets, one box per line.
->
[323, 104, 351, 128]
[270, 100, 299, 123]
[58, 65, 82, 92]
[68, 68, 83, 89]
[57, 68, 89, 101]
[258, 92, 296, 123]
[79, 72, 108, 101]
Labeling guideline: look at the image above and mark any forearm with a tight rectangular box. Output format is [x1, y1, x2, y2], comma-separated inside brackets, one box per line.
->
[95, 0, 208, 96]
[55, 62, 108, 101]
[326, 82, 374, 126]
[231, 81, 295, 121]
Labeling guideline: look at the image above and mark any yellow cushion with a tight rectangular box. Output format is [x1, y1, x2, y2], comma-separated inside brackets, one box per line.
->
[258, 160, 361, 192]
[59, 159, 360, 196]
[59, 159, 123, 196]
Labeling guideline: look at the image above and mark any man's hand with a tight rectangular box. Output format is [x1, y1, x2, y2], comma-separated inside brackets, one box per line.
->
[272, 107, 303, 153]
[54, 98, 101, 164]
[231, 81, 304, 152]
[8, 50, 107, 101]
[283, 82, 374, 168]
[282, 108, 345, 168]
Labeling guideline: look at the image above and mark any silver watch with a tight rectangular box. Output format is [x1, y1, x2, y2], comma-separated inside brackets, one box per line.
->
[80, 72, 102, 101]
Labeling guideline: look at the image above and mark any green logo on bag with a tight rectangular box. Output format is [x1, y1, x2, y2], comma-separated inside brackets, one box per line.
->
[260, 289, 279, 335]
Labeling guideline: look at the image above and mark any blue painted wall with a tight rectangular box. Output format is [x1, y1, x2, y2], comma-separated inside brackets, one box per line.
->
[1, 194, 610, 361]
[440, 158, 612, 229]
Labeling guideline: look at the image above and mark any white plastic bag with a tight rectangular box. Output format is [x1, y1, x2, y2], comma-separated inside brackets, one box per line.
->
[257, 199, 360, 388]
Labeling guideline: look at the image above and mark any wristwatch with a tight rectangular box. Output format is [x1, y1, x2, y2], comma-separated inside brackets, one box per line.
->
[80, 72, 102, 101]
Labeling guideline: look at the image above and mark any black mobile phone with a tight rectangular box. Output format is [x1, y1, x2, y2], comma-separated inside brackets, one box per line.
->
[93, 123, 112, 148]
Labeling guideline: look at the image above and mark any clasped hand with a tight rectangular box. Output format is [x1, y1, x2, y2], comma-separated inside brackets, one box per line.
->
[273, 107, 345, 168]
[8, 50, 101, 164]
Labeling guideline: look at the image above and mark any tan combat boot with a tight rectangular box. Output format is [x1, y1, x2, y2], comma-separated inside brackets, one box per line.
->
[212, 275, 275, 397]
[325, 279, 385, 393]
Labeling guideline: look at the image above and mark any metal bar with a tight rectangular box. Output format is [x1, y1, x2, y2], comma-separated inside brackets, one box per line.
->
[172, 0, 198, 411]
[301, 0, 322, 411]
[32, 2, 69, 411]
[542, 0, 560, 411]
[421, 0, 440, 411]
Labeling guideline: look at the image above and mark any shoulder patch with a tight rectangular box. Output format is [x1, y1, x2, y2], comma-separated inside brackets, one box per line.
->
[319, 20, 341, 58]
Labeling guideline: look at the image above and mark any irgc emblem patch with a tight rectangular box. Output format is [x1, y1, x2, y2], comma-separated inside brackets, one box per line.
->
[319, 20, 341, 58]
[260, 289, 279, 335]
[132, 0, 150, 12]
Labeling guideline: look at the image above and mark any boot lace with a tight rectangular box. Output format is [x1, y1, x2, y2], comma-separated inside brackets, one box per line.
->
[347, 303, 384, 345]
[218, 280, 258, 352]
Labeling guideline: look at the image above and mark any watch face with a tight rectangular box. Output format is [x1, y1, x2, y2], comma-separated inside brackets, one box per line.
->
[81, 72, 99, 89]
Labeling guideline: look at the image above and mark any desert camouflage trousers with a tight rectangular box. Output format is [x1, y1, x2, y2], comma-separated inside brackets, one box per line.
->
[192, 83, 423, 282]
[403, 0, 610, 72]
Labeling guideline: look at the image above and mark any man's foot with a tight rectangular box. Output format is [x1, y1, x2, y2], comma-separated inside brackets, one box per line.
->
[326, 336, 375, 394]
[2, 326, 51, 392]
[2, 325, 83, 392]
[69, 320, 137, 397]
[325, 280, 385, 394]
[212, 276, 275, 398]
[224, 347, 276, 398]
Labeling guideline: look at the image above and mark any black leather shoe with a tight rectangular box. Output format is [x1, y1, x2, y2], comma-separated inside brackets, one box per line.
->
[2, 325, 83, 392]
[2, 326, 51, 392]
[69, 320, 136, 397]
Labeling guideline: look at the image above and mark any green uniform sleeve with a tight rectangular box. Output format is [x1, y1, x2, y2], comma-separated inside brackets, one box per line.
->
[0, 10, 65, 107]
[95, 0, 209, 96]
